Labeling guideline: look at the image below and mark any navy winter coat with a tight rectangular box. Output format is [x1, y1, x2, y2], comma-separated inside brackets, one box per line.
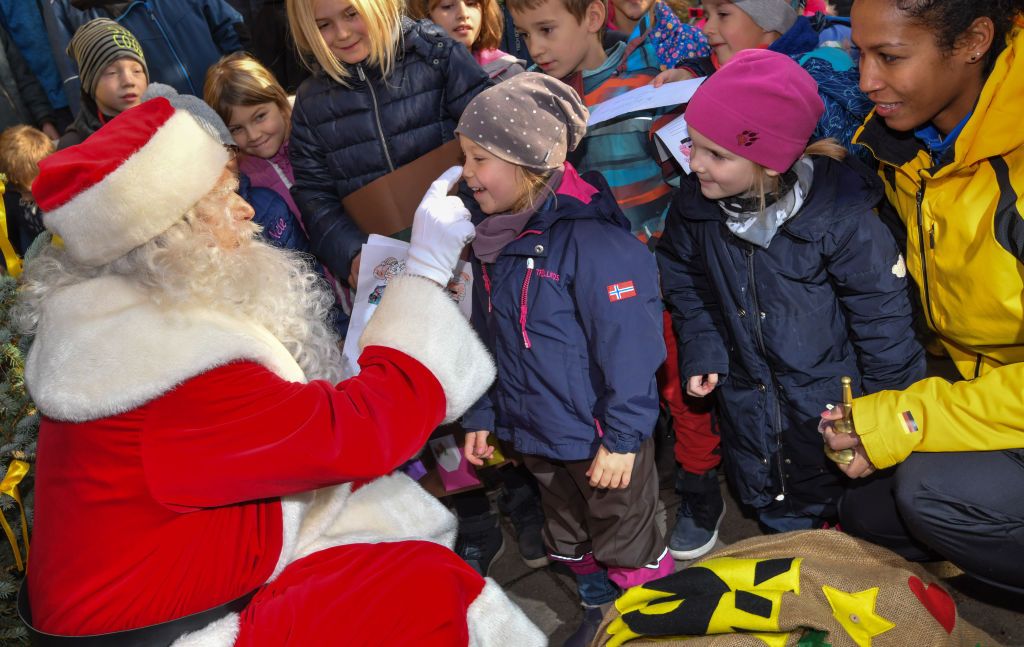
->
[463, 170, 665, 461]
[657, 156, 925, 514]
[42, 0, 244, 111]
[238, 173, 311, 254]
[289, 18, 491, 282]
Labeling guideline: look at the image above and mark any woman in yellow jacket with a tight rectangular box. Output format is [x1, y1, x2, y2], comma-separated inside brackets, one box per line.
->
[822, 0, 1024, 594]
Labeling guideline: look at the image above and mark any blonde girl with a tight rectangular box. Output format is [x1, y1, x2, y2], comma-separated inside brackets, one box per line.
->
[657, 49, 924, 532]
[458, 73, 671, 646]
[285, 0, 491, 288]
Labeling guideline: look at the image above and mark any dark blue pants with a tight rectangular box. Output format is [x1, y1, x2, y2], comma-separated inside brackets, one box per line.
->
[840, 449, 1024, 594]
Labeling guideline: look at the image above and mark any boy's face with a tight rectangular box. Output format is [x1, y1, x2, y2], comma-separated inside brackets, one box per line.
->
[93, 58, 146, 116]
[702, 0, 776, 65]
[510, 0, 606, 79]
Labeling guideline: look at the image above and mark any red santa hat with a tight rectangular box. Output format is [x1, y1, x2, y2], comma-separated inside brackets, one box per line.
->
[32, 97, 231, 266]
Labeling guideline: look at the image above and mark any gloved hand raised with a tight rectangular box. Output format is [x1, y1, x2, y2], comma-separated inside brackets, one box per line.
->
[404, 166, 475, 286]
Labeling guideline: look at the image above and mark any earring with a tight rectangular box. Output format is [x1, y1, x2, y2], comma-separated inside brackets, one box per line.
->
[970, 52, 981, 61]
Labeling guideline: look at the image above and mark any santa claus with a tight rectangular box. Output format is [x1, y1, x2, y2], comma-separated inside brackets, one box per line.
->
[16, 97, 544, 645]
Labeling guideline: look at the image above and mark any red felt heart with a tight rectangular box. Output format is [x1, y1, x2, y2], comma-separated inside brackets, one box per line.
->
[908, 576, 956, 634]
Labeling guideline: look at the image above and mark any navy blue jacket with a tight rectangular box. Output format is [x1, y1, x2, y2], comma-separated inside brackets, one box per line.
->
[238, 173, 311, 254]
[657, 156, 925, 513]
[42, 0, 244, 112]
[463, 170, 665, 461]
[289, 18, 491, 281]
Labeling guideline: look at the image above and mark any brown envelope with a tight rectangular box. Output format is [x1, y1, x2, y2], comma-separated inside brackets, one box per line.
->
[341, 139, 464, 237]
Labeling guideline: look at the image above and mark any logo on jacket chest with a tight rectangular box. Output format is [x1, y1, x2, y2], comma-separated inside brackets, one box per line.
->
[536, 269, 560, 282]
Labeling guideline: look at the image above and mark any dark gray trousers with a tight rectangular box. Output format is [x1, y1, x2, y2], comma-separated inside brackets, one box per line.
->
[840, 449, 1024, 594]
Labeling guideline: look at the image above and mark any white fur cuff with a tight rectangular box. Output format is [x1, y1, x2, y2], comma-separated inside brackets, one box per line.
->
[468, 579, 547, 647]
[359, 275, 495, 422]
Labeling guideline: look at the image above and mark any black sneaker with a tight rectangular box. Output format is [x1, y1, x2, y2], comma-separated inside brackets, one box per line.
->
[497, 481, 548, 568]
[455, 511, 506, 576]
[669, 468, 725, 561]
[563, 604, 608, 647]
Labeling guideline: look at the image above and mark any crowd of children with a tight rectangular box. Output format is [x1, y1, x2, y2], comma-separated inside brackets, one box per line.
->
[3, 0, 1024, 644]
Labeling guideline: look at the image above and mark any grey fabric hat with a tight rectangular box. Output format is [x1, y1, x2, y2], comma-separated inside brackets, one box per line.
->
[67, 18, 148, 96]
[142, 83, 235, 147]
[732, 0, 798, 34]
[455, 72, 589, 171]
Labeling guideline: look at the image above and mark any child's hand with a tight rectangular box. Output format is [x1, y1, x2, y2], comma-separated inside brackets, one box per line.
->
[651, 68, 696, 88]
[687, 373, 719, 397]
[347, 251, 362, 289]
[586, 446, 635, 489]
[464, 430, 495, 466]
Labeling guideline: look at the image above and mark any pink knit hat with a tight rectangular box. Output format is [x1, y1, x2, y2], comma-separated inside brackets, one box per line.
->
[685, 49, 824, 173]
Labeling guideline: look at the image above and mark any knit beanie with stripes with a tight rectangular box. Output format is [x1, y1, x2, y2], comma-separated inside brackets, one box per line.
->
[67, 18, 149, 97]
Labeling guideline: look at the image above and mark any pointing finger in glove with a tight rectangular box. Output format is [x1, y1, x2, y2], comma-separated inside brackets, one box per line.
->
[405, 166, 476, 286]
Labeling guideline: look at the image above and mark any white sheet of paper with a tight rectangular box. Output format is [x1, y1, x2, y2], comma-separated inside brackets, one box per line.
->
[654, 113, 693, 175]
[586, 76, 706, 127]
[342, 235, 473, 378]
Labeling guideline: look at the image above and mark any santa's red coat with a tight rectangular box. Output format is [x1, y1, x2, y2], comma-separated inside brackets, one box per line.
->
[24, 274, 543, 646]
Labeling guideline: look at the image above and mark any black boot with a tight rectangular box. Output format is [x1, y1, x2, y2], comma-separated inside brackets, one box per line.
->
[454, 510, 505, 576]
[563, 604, 609, 647]
[497, 476, 548, 568]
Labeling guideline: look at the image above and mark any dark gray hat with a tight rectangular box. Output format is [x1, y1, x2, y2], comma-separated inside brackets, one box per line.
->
[67, 18, 148, 96]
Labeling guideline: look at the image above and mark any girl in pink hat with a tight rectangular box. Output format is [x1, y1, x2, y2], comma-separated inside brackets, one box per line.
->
[657, 49, 925, 533]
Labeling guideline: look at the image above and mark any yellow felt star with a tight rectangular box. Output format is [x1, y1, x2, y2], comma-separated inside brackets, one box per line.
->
[822, 585, 896, 647]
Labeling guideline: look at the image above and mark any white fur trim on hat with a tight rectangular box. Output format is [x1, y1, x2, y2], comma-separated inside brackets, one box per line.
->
[359, 275, 496, 423]
[43, 110, 230, 266]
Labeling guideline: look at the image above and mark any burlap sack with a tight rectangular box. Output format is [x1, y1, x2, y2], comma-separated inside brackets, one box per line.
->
[594, 530, 999, 647]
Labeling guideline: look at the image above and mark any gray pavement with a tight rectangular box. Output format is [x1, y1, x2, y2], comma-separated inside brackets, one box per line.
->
[492, 480, 1024, 646]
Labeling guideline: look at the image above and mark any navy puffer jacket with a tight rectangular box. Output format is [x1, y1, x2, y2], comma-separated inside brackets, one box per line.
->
[289, 18, 491, 280]
[657, 156, 925, 516]
[463, 169, 665, 461]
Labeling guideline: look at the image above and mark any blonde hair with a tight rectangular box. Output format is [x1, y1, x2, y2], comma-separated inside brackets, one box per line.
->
[406, 0, 504, 52]
[286, 0, 403, 86]
[0, 126, 55, 193]
[204, 52, 291, 127]
[512, 166, 555, 212]
[750, 138, 846, 213]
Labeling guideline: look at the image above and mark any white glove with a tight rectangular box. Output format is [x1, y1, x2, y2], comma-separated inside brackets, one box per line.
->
[405, 166, 475, 286]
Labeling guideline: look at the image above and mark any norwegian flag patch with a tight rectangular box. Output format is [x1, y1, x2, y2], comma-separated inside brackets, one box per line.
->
[607, 281, 636, 302]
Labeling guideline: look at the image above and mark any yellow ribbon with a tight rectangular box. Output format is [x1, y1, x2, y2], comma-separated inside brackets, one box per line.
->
[0, 178, 23, 277]
[0, 459, 30, 571]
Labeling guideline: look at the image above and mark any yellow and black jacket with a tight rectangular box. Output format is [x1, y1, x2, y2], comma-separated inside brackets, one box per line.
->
[850, 19, 1024, 468]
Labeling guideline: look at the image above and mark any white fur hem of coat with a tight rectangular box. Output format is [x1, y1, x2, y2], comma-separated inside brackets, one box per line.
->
[359, 274, 495, 423]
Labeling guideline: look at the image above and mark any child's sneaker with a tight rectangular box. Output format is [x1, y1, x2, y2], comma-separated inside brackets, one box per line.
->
[455, 511, 506, 576]
[669, 468, 725, 561]
[497, 481, 549, 568]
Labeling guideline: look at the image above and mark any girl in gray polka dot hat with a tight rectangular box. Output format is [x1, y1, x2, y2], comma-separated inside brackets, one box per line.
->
[457, 73, 672, 641]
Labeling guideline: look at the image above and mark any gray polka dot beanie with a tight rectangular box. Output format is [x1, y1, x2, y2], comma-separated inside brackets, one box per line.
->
[455, 72, 589, 172]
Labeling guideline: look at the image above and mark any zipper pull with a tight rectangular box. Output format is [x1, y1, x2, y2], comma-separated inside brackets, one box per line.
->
[928, 224, 936, 249]
[526, 258, 535, 270]
[357, 65, 366, 82]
